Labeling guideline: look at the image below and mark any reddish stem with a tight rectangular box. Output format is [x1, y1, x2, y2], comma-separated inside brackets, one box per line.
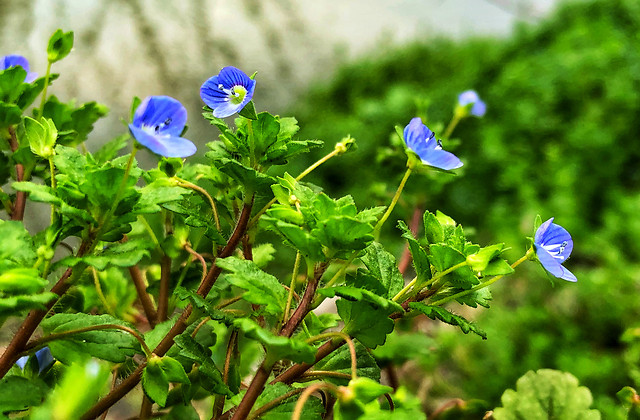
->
[81, 200, 254, 420]
[157, 255, 171, 322]
[7, 126, 26, 221]
[128, 266, 158, 327]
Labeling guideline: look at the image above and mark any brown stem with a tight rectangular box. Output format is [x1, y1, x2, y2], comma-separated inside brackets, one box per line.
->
[81, 200, 254, 420]
[280, 262, 328, 338]
[430, 398, 465, 419]
[228, 262, 329, 420]
[157, 255, 171, 322]
[128, 266, 157, 327]
[271, 339, 344, 385]
[385, 365, 400, 391]
[212, 329, 239, 419]
[7, 125, 26, 221]
[139, 396, 153, 420]
[0, 240, 91, 378]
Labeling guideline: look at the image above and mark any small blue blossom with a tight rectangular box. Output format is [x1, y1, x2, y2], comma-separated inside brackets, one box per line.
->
[458, 90, 486, 117]
[403, 117, 463, 170]
[16, 347, 54, 374]
[1, 54, 37, 83]
[128, 96, 196, 158]
[200, 66, 256, 118]
[534, 217, 577, 282]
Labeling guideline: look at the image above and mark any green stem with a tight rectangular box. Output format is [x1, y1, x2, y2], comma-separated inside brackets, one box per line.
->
[176, 178, 221, 231]
[247, 119, 255, 168]
[38, 61, 53, 117]
[374, 166, 412, 240]
[283, 252, 302, 326]
[137, 215, 161, 251]
[442, 113, 462, 140]
[92, 267, 115, 316]
[429, 252, 530, 307]
[48, 157, 56, 223]
[392, 260, 469, 302]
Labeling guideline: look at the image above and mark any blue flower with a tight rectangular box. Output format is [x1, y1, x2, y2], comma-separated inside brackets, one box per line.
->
[200, 66, 256, 118]
[458, 90, 486, 117]
[534, 217, 577, 282]
[403, 117, 463, 170]
[129, 96, 196, 158]
[1, 54, 37, 83]
[16, 347, 54, 374]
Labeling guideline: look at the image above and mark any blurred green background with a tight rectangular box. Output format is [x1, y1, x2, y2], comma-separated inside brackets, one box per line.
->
[287, 0, 640, 417]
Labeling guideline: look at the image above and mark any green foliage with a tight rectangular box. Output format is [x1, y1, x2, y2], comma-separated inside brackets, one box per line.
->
[46, 29, 74, 63]
[142, 355, 190, 407]
[409, 303, 486, 339]
[0, 376, 47, 412]
[492, 369, 601, 420]
[252, 383, 324, 420]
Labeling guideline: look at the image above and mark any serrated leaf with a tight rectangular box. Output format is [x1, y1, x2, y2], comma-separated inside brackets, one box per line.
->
[336, 300, 395, 348]
[262, 217, 325, 261]
[0, 267, 47, 294]
[41, 313, 139, 363]
[134, 179, 190, 213]
[317, 286, 403, 313]
[93, 134, 129, 164]
[12, 181, 93, 222]
[0, 376, 48, 411]
[216, 257, 287, 315]
[361, 242, 404, 299]
[408, 303, 486, 339]
[174, 287, 233, 325]
[0, 293, 58, 318]
[234, 318, 315, 364]
[493, 369, 601, 420]
[0, 102, 21, 129]
[0, 220, 36, 266]
[429, 244, 478, 288]
[397, 220, 431, 284]
[58, 239, 151, 270]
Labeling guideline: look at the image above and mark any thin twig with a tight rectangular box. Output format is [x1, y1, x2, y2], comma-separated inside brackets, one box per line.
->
[128, 266, 158, 327]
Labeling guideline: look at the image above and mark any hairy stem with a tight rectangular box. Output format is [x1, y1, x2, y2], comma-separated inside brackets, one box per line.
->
[7, 126, 26, 221]
[373, 166, 412, 240]
[128, 266, 158, 327]
[81, 200, 254, 420]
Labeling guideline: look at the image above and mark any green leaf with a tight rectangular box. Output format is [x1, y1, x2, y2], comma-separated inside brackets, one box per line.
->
[252, 383, 325, 420]
[0, 267, 47, 294]
[262, 218, 325, 261]
[158, 356, 190, 384]
[336, 300, 395, 348]
[58, 239, 151, 270]
[173, 287, 233, 325]
[397, 221, 431, 284]
[238, 100, 258, 120]
[216, 257, 287, 316]
[314, 341, 381, 385]
[143, 357, 170, 407]
[408, 303, 487, 339]
[0, 293, 58, 318]
[47, 29, 74, 63]
[0, 67, 27, 103]
[0, 376, 47, 411]
[134, 179, 190, 213]
[0, 220, 36, 266]
[93, 134, 129, 164]
[12, 181, 92, 222]
[216, 157, 275, 194]
[0, 102, 21, 129]
[41, 313, 139, 363]
[53, 144, 88, 183]
[244, 111, 280, 159]
[348, 377, 393, 404]
[424, 211, 444, 244]
[483, 259, 515, 276]
[42, 96, 108, 145]
[493, 369, 601, 420]
[361, 242, 404, 299]
[233, 318, 316, 364]
[317, 286, 403, 314]
[429, 244, 478, 288]
[466, 244, 506, 272]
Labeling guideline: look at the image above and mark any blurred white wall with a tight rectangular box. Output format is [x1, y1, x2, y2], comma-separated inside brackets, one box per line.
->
[0, 0, 556, 148]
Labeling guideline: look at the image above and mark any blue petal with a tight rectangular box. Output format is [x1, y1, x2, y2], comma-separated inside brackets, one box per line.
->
[212, 102, 243, 119]
[35, 347, 54, 374]
[129, 125, 196, 158]
[1, 54, 37, 82]
[471, 100, 486, 117]
[542, 221, 573, 259]
[535, 244, 577, 282]
[200, 75, 226, 106]
[421, 148, 463, 170]
[218, 66, 255, 92]
[15, 355, 28, 370]
[403, 117, 432, 151]
[132, 96, 187, 137]
[458, 90, 479, 106]
[534, 217, 554, 245]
